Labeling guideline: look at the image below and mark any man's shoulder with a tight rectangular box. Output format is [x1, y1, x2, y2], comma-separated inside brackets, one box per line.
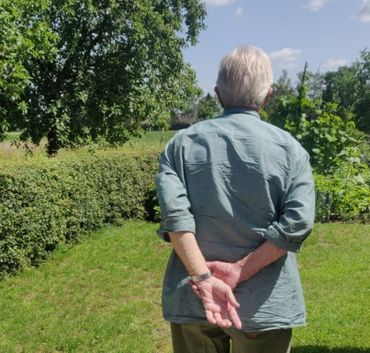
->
[170, 113, 308, 159]
[180, 116, 222, 133]
[257, 120, 308, 156]
[171, 117, 222, 141]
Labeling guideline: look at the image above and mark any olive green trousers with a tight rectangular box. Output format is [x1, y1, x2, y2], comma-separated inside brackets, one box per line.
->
[171, 322, 292, 353]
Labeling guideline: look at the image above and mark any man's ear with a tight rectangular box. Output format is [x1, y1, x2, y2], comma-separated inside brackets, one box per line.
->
[262, 86, 273, 108]
[214, 86, 224, 108]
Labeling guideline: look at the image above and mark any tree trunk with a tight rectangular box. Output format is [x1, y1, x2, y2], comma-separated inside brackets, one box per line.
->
[47, 129, 60, 156]
[325, 191, 332, 223]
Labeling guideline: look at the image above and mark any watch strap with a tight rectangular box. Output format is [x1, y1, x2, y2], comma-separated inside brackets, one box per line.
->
[190, 271, 212, 283]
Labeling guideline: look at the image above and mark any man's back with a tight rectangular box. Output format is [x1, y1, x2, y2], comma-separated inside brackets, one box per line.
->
[157, 108, 315, 331]
[156, 45, 315, 352]
[166, 108, 308, 258]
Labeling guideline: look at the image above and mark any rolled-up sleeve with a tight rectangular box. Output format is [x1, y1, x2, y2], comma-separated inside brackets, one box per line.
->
[262, 152, 315, 252]
[155, 138, 196, 241]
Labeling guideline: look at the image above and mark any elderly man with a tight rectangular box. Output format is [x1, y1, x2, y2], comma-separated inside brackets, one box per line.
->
[156, 45, 315, 353]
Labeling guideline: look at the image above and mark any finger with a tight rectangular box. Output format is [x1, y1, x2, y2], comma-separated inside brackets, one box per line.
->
[219, 309, 233, 328]
[205, 309, 217, 326]
[214, 312, 231, 328]
[228, 306, 242, 330]
[225, 288, 240, 308]
[191, 284, 201, 298]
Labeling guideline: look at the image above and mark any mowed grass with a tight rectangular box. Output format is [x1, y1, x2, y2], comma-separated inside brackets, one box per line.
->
[0, 222, 172, 353]
[3, 132, 21, 141]
[0, 222, 369, 353]
[0, 131, 175, 160]
[126, 130, 175, 149]
[294, 223, 370, 352]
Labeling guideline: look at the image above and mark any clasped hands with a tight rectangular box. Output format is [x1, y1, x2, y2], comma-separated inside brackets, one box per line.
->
[191, 261, 243, 330]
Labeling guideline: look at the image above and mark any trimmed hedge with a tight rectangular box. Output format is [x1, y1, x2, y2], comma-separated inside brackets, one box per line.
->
[1, 144, 369, 278]
[0, 149, 160, 277]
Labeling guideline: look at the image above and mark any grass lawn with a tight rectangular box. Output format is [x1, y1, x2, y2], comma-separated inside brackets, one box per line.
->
[0, 131, 174, 160]
[126, 130, 175, 148]
[0, 221, 369, 353]
[3, 132, 21, 141]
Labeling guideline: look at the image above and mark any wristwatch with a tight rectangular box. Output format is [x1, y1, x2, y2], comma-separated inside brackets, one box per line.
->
[190, 271, 212, 283]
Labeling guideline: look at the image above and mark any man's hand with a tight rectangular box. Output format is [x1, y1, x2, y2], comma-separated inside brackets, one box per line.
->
[195, 276, 242, 329]
[207, 261, 242, 290]
[190, 261, 241, 299]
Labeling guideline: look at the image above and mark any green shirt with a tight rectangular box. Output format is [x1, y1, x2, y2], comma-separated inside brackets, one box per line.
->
[156, 107, 315, 332]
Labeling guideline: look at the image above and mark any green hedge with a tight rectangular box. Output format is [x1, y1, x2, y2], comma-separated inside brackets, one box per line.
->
[1, 145, 369, 278]
[0, 149, 160, 277]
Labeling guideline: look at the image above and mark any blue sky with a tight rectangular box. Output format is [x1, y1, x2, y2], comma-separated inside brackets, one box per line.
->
[183, 0, 370, 94]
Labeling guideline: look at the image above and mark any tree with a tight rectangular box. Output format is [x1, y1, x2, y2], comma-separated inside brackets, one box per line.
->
[267, 67, 366, 175]
[15, 0, 206, 154]
[323, 65, 358, 114]
[322, 49, 370, 134]
[353, 50, 370, 134]
[266, 61, 370, 222]
[303, 70, 326, 101]
[196, 93, 222, 121]
[0, 0, 56, 139]
[263, 70, 294, 123]
[170, 90, 203, 130]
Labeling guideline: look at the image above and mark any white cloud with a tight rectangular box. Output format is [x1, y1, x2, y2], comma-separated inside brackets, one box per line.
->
[356, 0, 370, 22]
[203, 0, 234, 6]
[235, 6, 243, 17]
[269, 48, 302, 68]
[304, 0, 331, 12]
[322, 58, 348, 70]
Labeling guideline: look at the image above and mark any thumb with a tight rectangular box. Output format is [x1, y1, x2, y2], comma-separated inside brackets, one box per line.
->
[206, 261, 219, 272]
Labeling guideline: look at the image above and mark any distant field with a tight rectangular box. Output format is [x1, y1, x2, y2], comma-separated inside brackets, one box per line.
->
[127, 130, 175, 146]
[0, 222, 368, 353]
[3, 131, 21, 141]
[124, 130, 175, 152]
[0, 130, 175, 160]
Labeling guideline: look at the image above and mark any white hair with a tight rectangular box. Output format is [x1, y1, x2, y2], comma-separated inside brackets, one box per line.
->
[216, 45, 273, 108]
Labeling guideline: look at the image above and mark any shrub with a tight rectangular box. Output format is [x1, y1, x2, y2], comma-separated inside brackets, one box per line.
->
[1, 138, 368, 279]
[315, 169, 370, 223]
[0, 148, 160, 277]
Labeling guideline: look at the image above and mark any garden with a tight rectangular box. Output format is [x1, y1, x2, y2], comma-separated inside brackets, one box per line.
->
[0, 221, 368, 353]
[1, 1, 369, 352]
[0, 132, 369, 352]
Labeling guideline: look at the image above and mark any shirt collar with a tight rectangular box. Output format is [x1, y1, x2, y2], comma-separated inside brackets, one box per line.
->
[223, 107, 261, 119]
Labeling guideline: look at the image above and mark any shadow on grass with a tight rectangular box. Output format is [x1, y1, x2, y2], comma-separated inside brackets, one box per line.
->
[293, 346, 370, 353]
